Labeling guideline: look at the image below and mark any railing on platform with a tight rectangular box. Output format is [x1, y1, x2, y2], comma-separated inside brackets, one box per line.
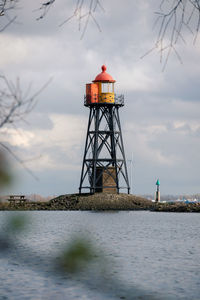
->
[84, 94, 124, 106]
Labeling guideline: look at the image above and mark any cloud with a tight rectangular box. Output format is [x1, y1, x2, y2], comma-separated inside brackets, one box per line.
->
[1, 113, 87, 172]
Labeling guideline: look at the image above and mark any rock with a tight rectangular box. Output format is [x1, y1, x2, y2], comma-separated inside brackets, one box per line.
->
[49, 193, 153, 211]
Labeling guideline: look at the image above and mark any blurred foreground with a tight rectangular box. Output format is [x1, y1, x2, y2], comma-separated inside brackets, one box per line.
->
[0, 212, 161, 300]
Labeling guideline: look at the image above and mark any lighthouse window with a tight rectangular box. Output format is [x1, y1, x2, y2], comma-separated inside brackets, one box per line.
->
[101, 83, 113, 93]
[102, 83, 107, 93]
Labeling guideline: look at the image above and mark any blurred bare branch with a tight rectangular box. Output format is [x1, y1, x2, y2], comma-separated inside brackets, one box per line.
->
[0, 142, 39, 180]
[0, 75, 51, 179]
[59, 0, 104, 39]
[35, 0, 55, 20]
[0, 75, 51, 129]
[1, 0, 104, 39]
[143, 0, 200, 69]
[0, 0, 19, 31]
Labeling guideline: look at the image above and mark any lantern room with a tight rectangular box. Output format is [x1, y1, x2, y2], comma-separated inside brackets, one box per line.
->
[85, 65, 116, 105]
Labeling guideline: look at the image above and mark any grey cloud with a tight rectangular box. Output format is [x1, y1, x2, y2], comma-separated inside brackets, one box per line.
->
[17, 113, 54, 130]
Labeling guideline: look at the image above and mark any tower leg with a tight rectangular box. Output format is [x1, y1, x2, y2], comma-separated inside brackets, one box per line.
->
[109, 106, 119, 193]
[79, 108, 93, 194]
[115, 108, 130, 193]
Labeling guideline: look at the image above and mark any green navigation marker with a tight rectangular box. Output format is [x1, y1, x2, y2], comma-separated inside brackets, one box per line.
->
[155, 179, 160, 202]
[156, 179, 160, 186]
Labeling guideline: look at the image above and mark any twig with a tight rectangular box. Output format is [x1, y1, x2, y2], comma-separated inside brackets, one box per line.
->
[143, 0, 200, 68]
[0, 142, 39, 180]
[0, 75, 52, 179]
[35, 0, 55, 20]
[59, 0, 104, 39]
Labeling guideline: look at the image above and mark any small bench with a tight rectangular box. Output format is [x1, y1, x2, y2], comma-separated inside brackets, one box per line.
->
[7, 195, 27, 206]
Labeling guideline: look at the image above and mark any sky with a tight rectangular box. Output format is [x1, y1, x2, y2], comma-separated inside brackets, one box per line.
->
[0, 0, 200, 196]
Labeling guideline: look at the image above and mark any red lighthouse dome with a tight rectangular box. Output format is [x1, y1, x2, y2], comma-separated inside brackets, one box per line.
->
[93, 65, 116, 83]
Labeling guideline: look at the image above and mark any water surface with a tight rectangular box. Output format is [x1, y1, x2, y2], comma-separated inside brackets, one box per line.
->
[0, 211, 199, 299]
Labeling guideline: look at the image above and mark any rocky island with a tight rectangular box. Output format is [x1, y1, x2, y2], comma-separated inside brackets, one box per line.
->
[0, 193, 200, 212]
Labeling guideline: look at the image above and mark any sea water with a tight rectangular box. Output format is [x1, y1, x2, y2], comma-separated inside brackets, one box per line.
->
[0, 211, 199, 299]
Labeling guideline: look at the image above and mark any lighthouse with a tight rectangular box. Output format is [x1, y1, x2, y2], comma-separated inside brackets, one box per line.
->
[79, 65, 130, 194]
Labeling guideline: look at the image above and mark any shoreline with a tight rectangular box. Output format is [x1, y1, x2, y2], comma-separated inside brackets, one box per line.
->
[0, 193, 200, 212]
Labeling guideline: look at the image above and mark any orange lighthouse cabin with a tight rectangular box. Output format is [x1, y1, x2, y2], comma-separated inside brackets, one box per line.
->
[85, 65, 116, 105]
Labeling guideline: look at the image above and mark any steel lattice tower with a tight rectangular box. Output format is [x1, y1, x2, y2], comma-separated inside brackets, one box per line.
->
[79, 65, 130, 194]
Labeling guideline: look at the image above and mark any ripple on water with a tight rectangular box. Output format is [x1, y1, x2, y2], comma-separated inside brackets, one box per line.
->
[0, 211, 200, 300]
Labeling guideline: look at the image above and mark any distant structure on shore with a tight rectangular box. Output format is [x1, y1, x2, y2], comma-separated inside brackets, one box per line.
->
[79, 65, 130, 194]
[155, 179, 160, 202]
